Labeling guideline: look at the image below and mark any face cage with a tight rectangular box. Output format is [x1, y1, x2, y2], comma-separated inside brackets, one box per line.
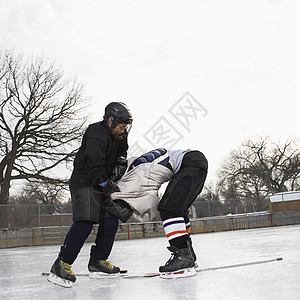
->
[109, 117, 132, 140]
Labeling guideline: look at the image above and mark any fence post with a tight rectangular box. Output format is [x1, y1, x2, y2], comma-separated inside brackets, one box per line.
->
[127, 224, 130, 240]
[269, 212, 273, 226]
[38, 204, 41, 227]
[207, 202, 211, 217]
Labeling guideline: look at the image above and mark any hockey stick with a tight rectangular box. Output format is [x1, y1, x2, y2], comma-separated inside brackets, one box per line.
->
[42, 269, 128, 277]
[42, 257, 283, 279]
[196, 257, 283, 272]
[122, 257, 284, 278]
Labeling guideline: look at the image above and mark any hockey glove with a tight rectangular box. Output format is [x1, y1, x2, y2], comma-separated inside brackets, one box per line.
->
[111, 156, 127, 182]
[98, 179, 120, 196]
[102, 198, 133, 223]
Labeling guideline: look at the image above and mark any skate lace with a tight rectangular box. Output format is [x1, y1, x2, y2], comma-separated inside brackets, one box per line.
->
[166, 252, 179, 266]
[61, 261, 76, 276]
[99, 260, 115, 270]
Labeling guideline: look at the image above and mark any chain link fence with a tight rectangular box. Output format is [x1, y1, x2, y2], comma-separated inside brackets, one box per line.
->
[0, 198, 270, 229]
[192, 198, 269, 219]
[0, 204, 73, 229]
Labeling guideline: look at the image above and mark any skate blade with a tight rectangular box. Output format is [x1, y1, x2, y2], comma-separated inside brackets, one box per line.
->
[89, 272, 121, 279]
[160, 267, 197, 279]
[47, 273, 74, 288]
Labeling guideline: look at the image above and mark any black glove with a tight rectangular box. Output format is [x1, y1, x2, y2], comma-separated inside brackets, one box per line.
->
[102, 198, 133, 223]
[98, 179, 120, 196]
[111, 156, 127, 182]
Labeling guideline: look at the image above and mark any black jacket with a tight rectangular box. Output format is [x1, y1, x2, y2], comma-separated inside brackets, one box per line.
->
[69, 121, 128, 189]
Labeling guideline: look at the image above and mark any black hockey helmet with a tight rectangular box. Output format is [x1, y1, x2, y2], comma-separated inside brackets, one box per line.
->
[103, 102, 133, 140]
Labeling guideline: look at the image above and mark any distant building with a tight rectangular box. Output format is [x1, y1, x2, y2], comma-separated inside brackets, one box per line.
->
[269, 191, 300, 213]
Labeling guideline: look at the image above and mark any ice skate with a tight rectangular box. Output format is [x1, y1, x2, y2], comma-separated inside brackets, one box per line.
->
[159, 245, 196, 279]
[88, 256, 121, 278]
[47, 257, 76, 288]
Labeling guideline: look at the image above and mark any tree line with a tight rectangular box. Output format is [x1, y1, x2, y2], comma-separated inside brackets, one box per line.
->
[1, 51, 299, 215]
[195, 137, 300, 216]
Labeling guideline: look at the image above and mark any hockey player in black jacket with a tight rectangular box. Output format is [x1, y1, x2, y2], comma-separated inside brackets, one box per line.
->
[48, 102, 133, 288]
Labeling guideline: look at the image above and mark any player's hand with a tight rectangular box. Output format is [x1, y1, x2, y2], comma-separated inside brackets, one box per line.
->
[98, 179, 120, 195]
[111, 156, 127, 182]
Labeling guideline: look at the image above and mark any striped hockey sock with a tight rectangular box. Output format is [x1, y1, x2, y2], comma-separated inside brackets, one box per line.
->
[183, 215, 191, 235]
[163, 217, 189, 244]
[185, 219, 191, 235]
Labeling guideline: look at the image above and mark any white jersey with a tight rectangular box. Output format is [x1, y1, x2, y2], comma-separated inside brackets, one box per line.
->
[110, 151, 173, 222]
[110, 149, 192, 222]
[168, 149, 191, 174]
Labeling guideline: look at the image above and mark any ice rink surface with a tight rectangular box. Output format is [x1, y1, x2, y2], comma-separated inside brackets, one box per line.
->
[1, 224, 299, 300]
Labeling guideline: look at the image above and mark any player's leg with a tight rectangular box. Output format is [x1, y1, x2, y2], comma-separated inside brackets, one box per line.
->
[184, 214, 197, 266]
[158, 152, 208, 278]
[48, 221, 93, 287]
[158, 209, 195, 278]
[88, 216, 121, 277]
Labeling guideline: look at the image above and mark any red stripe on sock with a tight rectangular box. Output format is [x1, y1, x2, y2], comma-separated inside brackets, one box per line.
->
[166, 230, 187, 238]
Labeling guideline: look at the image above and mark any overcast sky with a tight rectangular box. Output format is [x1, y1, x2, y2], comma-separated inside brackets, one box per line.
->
[1, 0, 299, 182]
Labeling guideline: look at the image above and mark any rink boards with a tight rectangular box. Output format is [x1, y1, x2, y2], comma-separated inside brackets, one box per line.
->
[1, 210, 300, 248]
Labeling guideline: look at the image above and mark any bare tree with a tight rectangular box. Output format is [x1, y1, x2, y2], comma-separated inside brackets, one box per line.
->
[218, 137, 300, 208]
[198, 181, 221, 203]
[193, 182, 225, 217]
[7, 181, 72, 228]
[0, 50, 89, 208]
[10, 181, 68, 206]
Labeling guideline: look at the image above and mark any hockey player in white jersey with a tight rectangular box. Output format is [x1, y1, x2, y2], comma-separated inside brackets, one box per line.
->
[103, 148, 208, 278]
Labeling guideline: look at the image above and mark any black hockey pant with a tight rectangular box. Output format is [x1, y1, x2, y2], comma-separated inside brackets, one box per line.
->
[158, 151, 208, 216]
[59, 217, 119, 265]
